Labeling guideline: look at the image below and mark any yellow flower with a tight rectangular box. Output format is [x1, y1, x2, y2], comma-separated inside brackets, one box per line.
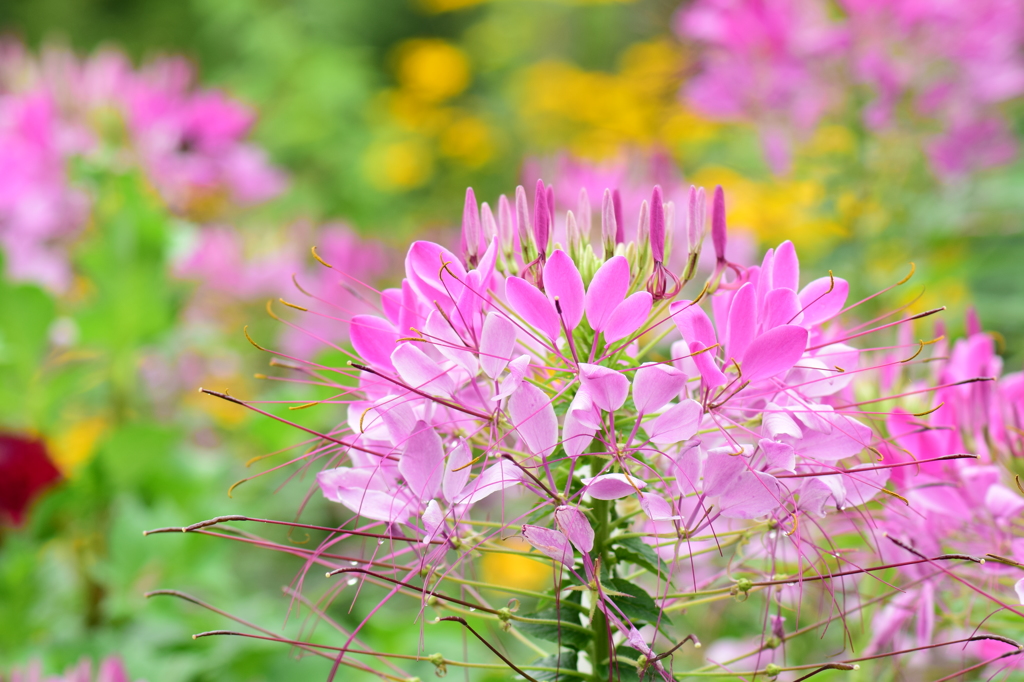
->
[363, 139, 435, 191]
[48, 417, 108, 476]
[481, 538, 553, 592]
[439, 114, 496, 168]
[393, 39, 471, 103]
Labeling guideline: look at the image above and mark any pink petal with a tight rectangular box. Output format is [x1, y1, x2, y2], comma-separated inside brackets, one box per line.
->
[771, 240, 800, 291]
[425, 309, 477, 375]
[373, 395, 417, 444]
[317, 467, 413, 524]
[578, 363, 630, 412]
[391, 342, 455, 397]
[633, 362, 687, 415]
[399, 421, 444, 502]
[719, 471, 782, 519]
[581, 473, 647, 500]
[585, 255, 629, 332]
[672, 441, 703, 496]
[762, 287, 802, 330]
[690, 342, 728, 389]
[480, 312, 517, 379]
[493, 354, 531, 402]
[604, 291, 653, 343]
[422, 499, 445, 544]
[640, 493, 678, 520]
[381, 287, 402, 326]
[759, 438, 795, 472]
[506, 276, 560, 342]
[1015, 578, 1024, 606]
[670, 299, 718, 348]
[350, 315, 399, 371]
[406, 241, 467, 305]
[644, 399, 703, 446]
[442, 439, 472, 504]
[507, 381, 558, 457]
[562, 389, 600, 458]
[521, 525, 573, 568]
[554, 505, 595, 553]
[456, 459, 523, 506]
[702, 451, 747, 497]
[798, 276, 849, 326]
[740, 325, 808, 384]
[543, 249, 585, 330]
[725, 282, 756, 364]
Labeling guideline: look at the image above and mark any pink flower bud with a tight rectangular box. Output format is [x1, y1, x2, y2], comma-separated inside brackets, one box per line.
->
[711, 185, 727, 264]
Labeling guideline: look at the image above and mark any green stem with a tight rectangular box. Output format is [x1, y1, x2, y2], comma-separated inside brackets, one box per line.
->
[590, 456, 611, 682]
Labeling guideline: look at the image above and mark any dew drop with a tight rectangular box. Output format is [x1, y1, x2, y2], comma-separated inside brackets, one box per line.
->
[378, 539, 385, 545]
[768, 531, 777, 539]
[468, 607, 476, 612]
[347, 578, 358, 586]
[349, 561, 358, 566]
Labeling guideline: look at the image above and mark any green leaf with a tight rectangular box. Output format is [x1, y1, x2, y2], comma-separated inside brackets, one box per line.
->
[528, 650, 578, 680]
[607, 578, 667, 626]
[613, 536, 671, 583]
[518, 606, 592, 651]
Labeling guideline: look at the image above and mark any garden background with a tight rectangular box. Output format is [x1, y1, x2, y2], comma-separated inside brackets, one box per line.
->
[2, 0, 1023, 680]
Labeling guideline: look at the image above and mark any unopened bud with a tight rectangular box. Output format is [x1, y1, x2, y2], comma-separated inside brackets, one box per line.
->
[566, 210, 583, 260]
[601, 188, 616, 259]
[428, 652, 447, 676]
[461, 187, 480, 267]
[577, 187, 592, 239]
[515, 185, 537, 265]
[480, 201, 497, 246]
[765, 663, 782, 678]
[613, 188, 625, 245]
[650, 185, 665, 264]
[533, 179, 551, 257]
[711, 185, 727, 264]
[636, 200, 651, 273]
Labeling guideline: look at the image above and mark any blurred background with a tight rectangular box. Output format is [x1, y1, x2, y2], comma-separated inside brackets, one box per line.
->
[1, 0, 1022, 679]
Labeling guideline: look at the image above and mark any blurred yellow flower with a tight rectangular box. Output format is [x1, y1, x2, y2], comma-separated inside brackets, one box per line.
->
[393, 39, 471, 103]
[49, 417, 107, 476]
[480, 538, 552, 592]
[364, 139, 435, 190]
[689, 166, 846, 255]
[439, 114, 496, 167]
[516, 39, 686, 159]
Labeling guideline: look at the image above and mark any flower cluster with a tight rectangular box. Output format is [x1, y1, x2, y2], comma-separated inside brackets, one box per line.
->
[150, 180, 1024, 680]
[2, 657, 135, 682]
[0, 41, 285, 292]
[677, 0, 1024, 177]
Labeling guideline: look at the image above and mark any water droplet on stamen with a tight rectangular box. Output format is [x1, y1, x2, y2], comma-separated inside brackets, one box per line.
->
[347, 578, 358, 586]
[378, 539, 385, 545]
[468, 607, 476, 612]
[349, 561, 358, 566]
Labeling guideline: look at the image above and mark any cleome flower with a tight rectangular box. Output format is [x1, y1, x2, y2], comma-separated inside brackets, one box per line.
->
[150, 180, 1024, 681]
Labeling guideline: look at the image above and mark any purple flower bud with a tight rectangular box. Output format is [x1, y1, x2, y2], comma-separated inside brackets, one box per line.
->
[566, 210, 581, 252]
[515, 185, 534, 254]
[533, 179, 550, 257]
[601, 188, 617, 257]
[461, 187, 480, 266]
[577, 187, 592, 237]
[613, 188, 625, 245]
[637, 200, 650, 246]
[686, 185, 705, 254]
[546, 182, 555, 228]
[650, 185, 665, 264]
[480, 201, 497, 245]
[553, 505, 594, 553]
[712, 185, 727, 263]
[498, 193, 514, 253]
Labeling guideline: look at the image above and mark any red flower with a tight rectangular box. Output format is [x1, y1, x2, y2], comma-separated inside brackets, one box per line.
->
[0, 433, 61, 526]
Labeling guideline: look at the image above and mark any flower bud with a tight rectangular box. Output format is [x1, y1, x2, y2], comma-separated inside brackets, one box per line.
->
[601, 188, 616, 259]
[515, 185, 537, 265]
[461, 187, 481, 267]
[577, 187, 592, 240]
[711, 184, 727, 264]
[650, 185, 665, 264]
[498, 193, 515, 261]
[480, 200, 497, 246]
[613, 188, 625, 245]
[533, 179, 550, 257]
